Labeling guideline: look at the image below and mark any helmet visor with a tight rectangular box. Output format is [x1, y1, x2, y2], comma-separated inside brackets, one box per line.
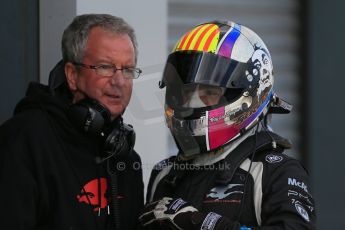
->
[165, 81, 245, 112]
[161, 51, 257, 89]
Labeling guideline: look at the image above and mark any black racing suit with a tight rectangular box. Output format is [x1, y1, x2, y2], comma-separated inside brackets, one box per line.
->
[146, 132, 316, 229]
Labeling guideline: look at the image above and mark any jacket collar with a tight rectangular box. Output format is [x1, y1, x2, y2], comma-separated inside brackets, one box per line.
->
[214, 131, 291, 185]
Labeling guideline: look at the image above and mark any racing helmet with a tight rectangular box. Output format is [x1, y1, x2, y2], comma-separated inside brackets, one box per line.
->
[160, 21, 277, 158]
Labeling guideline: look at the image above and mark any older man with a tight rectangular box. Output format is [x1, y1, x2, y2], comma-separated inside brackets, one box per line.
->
[0, 14, 143, 230]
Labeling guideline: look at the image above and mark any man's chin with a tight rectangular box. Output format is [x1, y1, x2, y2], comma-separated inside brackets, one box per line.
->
[102, 101, 127, 120]
[109, 109, 125, 121]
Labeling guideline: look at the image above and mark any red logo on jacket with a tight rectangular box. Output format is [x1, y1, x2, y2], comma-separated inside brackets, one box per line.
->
[76, 178, 108, 211]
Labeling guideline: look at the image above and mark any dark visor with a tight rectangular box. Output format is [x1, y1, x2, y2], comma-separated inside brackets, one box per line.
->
[160, 51, 257, 89]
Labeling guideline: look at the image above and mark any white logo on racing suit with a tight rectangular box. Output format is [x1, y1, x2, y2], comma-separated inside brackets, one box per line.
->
[206, 184, 244, 200]
[288, 178, 309, 193]
[288, 190, 314, 212]
[265, 154, 283, 163]
[295, 202, 310, 222]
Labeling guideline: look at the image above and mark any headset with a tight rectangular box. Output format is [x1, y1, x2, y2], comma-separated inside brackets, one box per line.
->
[67, 98, 136, 162]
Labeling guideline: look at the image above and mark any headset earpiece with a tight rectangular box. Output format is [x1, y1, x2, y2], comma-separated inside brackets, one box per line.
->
[102, 121, 136, 160]
[68, 98, 136, 162]
[68, 98, 111, 136]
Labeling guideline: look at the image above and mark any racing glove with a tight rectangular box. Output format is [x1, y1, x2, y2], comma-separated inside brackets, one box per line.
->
[139, 197, 239, 230]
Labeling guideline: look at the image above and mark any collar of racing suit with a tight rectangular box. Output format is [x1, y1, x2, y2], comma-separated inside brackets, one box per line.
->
[213, 130, 291, 185]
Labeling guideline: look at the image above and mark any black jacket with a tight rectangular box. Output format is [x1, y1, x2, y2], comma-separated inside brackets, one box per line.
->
[0, 81, 144, 229]
[146, 132, 316, 229]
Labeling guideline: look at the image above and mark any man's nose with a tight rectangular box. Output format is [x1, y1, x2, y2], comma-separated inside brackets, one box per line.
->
[110, 71, 126, 86]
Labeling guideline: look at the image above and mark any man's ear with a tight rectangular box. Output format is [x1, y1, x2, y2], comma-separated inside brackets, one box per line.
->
[65, 62, 78, 91]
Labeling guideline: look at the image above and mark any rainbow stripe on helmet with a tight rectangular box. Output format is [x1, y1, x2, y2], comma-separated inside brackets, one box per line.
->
[217, 23, 241, 58]
[174, 24, 220, 53]
[174, 22, 242, 60]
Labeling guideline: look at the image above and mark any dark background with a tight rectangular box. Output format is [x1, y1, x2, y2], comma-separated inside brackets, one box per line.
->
[307, 0, 345, 227]
[0, 0, 344, 228]
[0, 0, 39, 122]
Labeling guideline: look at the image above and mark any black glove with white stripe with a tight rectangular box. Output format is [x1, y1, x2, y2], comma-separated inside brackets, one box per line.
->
[139, 197, 237, 230]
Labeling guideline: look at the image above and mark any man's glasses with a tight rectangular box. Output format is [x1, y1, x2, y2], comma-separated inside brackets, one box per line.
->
[73, 62, 142, 79]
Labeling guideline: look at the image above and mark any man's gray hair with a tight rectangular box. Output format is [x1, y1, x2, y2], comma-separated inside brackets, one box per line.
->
[62, 14, 138, 64]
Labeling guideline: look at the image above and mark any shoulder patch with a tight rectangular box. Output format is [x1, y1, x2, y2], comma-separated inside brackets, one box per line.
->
[265, 154, 283, 163]
[295, 202, 310, 222]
